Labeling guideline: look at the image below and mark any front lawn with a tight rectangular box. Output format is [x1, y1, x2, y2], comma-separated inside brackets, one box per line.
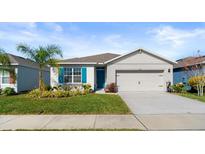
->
[0, 94, 131, 114]
[178, 92, 205, 103]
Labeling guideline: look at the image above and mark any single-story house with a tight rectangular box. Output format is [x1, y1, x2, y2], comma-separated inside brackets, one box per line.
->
[51, 49, 175, 92]
[0, 54, 50, 92]
[173, 56, 205, 88]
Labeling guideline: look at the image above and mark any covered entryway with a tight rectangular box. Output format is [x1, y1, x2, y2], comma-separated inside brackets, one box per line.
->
[116, 70, 164, 92]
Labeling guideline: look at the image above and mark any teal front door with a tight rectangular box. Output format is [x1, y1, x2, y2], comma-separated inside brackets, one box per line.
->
[96, 68, 105, 89]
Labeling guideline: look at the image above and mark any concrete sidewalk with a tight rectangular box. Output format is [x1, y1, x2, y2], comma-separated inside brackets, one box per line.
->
[1, 114, 205, 130]
[0, 115, 145, 130]
[135, 113, 205, 130]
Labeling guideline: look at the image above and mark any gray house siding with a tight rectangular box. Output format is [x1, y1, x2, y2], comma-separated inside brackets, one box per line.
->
[106, 51, 173, 91]
[17, 66, 50, 92]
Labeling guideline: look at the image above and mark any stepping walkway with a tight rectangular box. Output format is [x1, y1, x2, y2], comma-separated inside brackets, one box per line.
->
[0, 115, 145, 130]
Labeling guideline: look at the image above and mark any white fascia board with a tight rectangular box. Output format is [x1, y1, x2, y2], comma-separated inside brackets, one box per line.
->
[58, 62, 97, 65]
[104, 48, 176, 65]
[0, 63, 19, 65]
[96, 62, 104, 65]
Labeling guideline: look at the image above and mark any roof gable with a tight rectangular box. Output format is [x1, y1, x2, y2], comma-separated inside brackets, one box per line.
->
[0, 54, 49, 71]
[8, 54, 38, 66]
[105, 49, 176, 65]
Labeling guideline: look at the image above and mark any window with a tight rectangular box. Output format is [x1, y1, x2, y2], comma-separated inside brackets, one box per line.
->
[73, 68, 81, 83]
[0, 70, 10, 84]
[64, 68, 72, 83]
[64, 67, 81, 83]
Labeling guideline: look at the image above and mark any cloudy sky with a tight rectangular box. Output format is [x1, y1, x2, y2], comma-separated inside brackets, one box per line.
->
[0, 22, 205, 60]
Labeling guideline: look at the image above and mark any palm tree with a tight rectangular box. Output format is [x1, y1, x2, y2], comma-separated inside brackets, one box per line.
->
[0, 48, 10, 66]
[17, 43, 63, 91]
[0, 49, 16, 85]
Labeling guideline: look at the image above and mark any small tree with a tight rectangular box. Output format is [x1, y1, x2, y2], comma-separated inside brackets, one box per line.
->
[189, 76, 205, 96]
[181, 51, 205, 96]
[17, 43, 63, 92]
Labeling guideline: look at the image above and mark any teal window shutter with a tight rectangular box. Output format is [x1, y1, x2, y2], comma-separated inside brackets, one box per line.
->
[82, 67, 87, 83]
[58, 67, 64, 84]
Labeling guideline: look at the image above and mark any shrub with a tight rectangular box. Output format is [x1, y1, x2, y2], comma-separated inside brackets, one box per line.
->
[60, 85, 72, 91]
[53, 90, 70, 98]
[45, 85, 52, 91]
[171, 83, 185, 93]
[41, 91, 54, 98]
[82, 89, 90, 95]
[28, 84, 92, 98]
[68, 90, 75, 97]
[105, 83, 117, 93]
[28, 89, 41, 98]
[188, 76, 205, 96]
[69, 89, 81, 96]
[1, 87, 16, 96]
[28, 89, 72, 98]
[83, 84, 92, 90]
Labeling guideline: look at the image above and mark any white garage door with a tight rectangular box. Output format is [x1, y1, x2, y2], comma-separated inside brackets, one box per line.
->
[116, 70, 164, 92]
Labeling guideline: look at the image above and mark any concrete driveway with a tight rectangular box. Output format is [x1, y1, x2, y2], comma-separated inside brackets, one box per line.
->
[119, 92, 205, 114]
[119, 92, 205, 130]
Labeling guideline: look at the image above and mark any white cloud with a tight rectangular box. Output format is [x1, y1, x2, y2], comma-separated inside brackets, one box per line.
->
[44, 23, 63, 32]
[0, 23, 97, 58]
[20, 22, 36, 28]
[54, 25, 63, 32]
[20, 30, 38, 38]
[3, 23, 204, 60]
[150, 26, 205, 47]
[8, 22, 37, 30]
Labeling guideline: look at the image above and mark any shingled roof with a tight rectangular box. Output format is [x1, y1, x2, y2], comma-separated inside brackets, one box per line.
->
[174, 56, 205, 68]
[60, 53, 120, 64]
[0, 54, 49, 70]
[7, 54, 39, 66]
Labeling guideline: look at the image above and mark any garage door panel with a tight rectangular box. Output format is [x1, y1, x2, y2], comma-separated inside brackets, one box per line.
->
[117, 70, 164, 73]
[117, 70, 164, 92]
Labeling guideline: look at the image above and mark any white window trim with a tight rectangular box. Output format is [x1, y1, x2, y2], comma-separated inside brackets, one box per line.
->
[64, 67, 82, 84]
[0, 70, 10, 84]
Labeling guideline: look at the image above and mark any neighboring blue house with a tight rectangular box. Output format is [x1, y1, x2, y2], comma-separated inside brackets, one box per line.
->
[0, 54, 50, 92]
[173, 56, 205, 89]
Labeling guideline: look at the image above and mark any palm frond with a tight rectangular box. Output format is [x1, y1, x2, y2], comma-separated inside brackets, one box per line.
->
[16, 43, 36, 61]
[0, 48, 11, 66]
[47, 59, 59, 67]
[46, 44, 63, 58]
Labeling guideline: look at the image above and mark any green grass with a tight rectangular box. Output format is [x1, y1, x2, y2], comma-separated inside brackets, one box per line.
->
[0, 94, 131, 115]
[178, 92, 205, 103]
